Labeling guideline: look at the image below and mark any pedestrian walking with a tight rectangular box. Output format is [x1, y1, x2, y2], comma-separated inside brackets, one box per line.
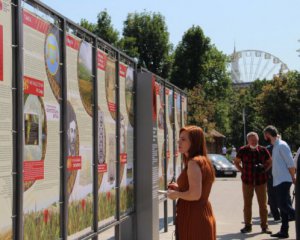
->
[230, 146, 237, 162]
[234, 132, 272, 234]
[222, 146, 227, 155]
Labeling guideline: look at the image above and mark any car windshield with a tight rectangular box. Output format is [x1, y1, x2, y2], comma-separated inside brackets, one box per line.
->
[208, 154, 231, 165]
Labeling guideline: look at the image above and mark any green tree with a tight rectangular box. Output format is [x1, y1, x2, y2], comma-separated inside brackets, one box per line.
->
[79, 19, 97, 33]
[187, 84, 216, 133]
[80, 10, 119, 46]
[172, 26, 232, 136]
[171, 26, 210, 90]
[120, 11, 172, 78]
[95, 10, 119, 45]
[256, 72, 300, 150]
[228, 80, 269, 148]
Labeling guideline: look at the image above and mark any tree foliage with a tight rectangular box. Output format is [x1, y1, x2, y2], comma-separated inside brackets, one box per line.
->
[172, 26, 232, 136]
[256, 72, 300, 150]
[120, 12, 172, 78]
[228, 73, 300, 151]
[171, 26, 210, 90]
[80, 10, 119, 46]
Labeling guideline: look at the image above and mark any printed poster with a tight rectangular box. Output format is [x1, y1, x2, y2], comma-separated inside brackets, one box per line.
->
[181, 95, 187, 126]
[0, 1, 12, 239]
[156, 81, 165, 192]
[97, 49, 117, 226]
[22, 9, 60, 240]
[165, 87, 174, 183]
[119, 62, 134, 215]
[66, 33, 93, 238]
[174, 92, 182, 178]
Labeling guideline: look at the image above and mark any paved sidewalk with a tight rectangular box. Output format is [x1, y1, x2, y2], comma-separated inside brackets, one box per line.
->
[159, 175, 296, 240]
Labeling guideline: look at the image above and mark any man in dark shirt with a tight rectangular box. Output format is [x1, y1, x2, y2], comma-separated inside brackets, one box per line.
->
[234, 132, 272, 234]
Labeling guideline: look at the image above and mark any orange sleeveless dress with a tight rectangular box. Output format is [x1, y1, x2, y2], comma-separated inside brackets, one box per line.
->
[176, 158, 216, 240]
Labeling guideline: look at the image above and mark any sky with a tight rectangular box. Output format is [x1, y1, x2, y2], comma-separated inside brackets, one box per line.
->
[41, 0, 300, 71]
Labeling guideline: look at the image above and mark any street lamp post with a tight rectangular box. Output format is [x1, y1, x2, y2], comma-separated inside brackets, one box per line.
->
[242, 108, 246, 146]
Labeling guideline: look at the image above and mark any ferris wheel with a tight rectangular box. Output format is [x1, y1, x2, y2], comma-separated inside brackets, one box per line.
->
[229, 50, 289, 84]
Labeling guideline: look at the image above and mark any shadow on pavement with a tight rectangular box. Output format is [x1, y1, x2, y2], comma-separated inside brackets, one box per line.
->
[217, 232, 267, 240]
[159, 216, 174, 231]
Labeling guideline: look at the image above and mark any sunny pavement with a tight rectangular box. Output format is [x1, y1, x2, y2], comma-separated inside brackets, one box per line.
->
[159, 173, 296, 240]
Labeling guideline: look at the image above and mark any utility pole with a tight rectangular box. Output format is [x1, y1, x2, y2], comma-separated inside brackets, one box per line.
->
[243, 108, 246, 145]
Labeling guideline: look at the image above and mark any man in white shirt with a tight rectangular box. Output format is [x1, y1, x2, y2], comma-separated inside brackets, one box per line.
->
[263, 125, 296, 239]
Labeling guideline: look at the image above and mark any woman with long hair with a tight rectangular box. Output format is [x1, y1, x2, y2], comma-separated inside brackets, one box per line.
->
[167, 125, 216, 240]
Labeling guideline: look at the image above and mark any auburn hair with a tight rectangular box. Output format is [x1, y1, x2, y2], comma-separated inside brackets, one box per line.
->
[180, 125, 215, 181]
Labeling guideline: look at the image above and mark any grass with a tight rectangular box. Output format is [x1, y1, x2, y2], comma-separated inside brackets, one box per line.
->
[0, 231, 12, 240]
[78, 78, 93, 116]
[98, 190, 116, 221]
[24, 204, 60, 240]
[120, 185, 134, 214]
[68, 194, 93, 235]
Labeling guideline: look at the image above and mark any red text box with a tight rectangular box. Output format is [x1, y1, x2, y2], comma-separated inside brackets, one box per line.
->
[24, 76, 44, 96]
[97, 50, 107, 70]
[24, 160, 44, 182]
[66, 35, 80, 51]
[23, 10, 49, 34]
[120, 153, 127, 163]
[67, 156, 82, 171]
[108, 102, 116, 112]
[119, 64, 127, 78]
[98, 163, 107, 173]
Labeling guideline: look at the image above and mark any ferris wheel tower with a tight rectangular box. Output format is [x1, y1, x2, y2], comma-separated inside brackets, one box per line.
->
[230, 47, 289, 85]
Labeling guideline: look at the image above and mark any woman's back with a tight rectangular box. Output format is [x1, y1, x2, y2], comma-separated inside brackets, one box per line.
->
[176, 156, 216, 240]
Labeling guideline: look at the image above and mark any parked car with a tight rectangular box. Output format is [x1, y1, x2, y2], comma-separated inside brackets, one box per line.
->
[208, 154, 238, 177]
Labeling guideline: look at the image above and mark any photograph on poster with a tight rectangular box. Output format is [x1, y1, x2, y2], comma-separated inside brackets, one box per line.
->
[24, 94, 47, 191]
[105, 57, 116, 120]
[168, 90, 174, 125]
[158, 107, 164, 130]
[25, 113, 39, 145]
[125, 66, 134, 126]
[66, 101, 79, 196]
[78, 41, 93, 117]
[45, 25, 60, 100]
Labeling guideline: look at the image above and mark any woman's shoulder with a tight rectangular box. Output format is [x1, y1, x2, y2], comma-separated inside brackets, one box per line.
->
[189, 156, 208, 167]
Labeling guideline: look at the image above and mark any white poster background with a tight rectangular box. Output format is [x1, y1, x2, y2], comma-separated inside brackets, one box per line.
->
[0, 0, 13, 237]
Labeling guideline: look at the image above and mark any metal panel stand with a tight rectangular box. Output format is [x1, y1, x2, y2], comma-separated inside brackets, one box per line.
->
[135, 72, 159, 240]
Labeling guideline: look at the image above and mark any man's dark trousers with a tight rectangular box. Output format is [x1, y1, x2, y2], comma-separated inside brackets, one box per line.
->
[275, 182, 296, 233]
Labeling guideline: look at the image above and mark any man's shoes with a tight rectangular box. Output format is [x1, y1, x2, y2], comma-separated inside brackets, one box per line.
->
[274, 217, 281, 223]
[270, 231, 289, 239]
[240, 225, 252, 233]
[261, 227, 272, 234]
[288, 214, 295, 222]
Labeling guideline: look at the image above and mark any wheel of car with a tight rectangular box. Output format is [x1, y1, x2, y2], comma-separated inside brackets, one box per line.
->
[213, 166, 220, 177]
